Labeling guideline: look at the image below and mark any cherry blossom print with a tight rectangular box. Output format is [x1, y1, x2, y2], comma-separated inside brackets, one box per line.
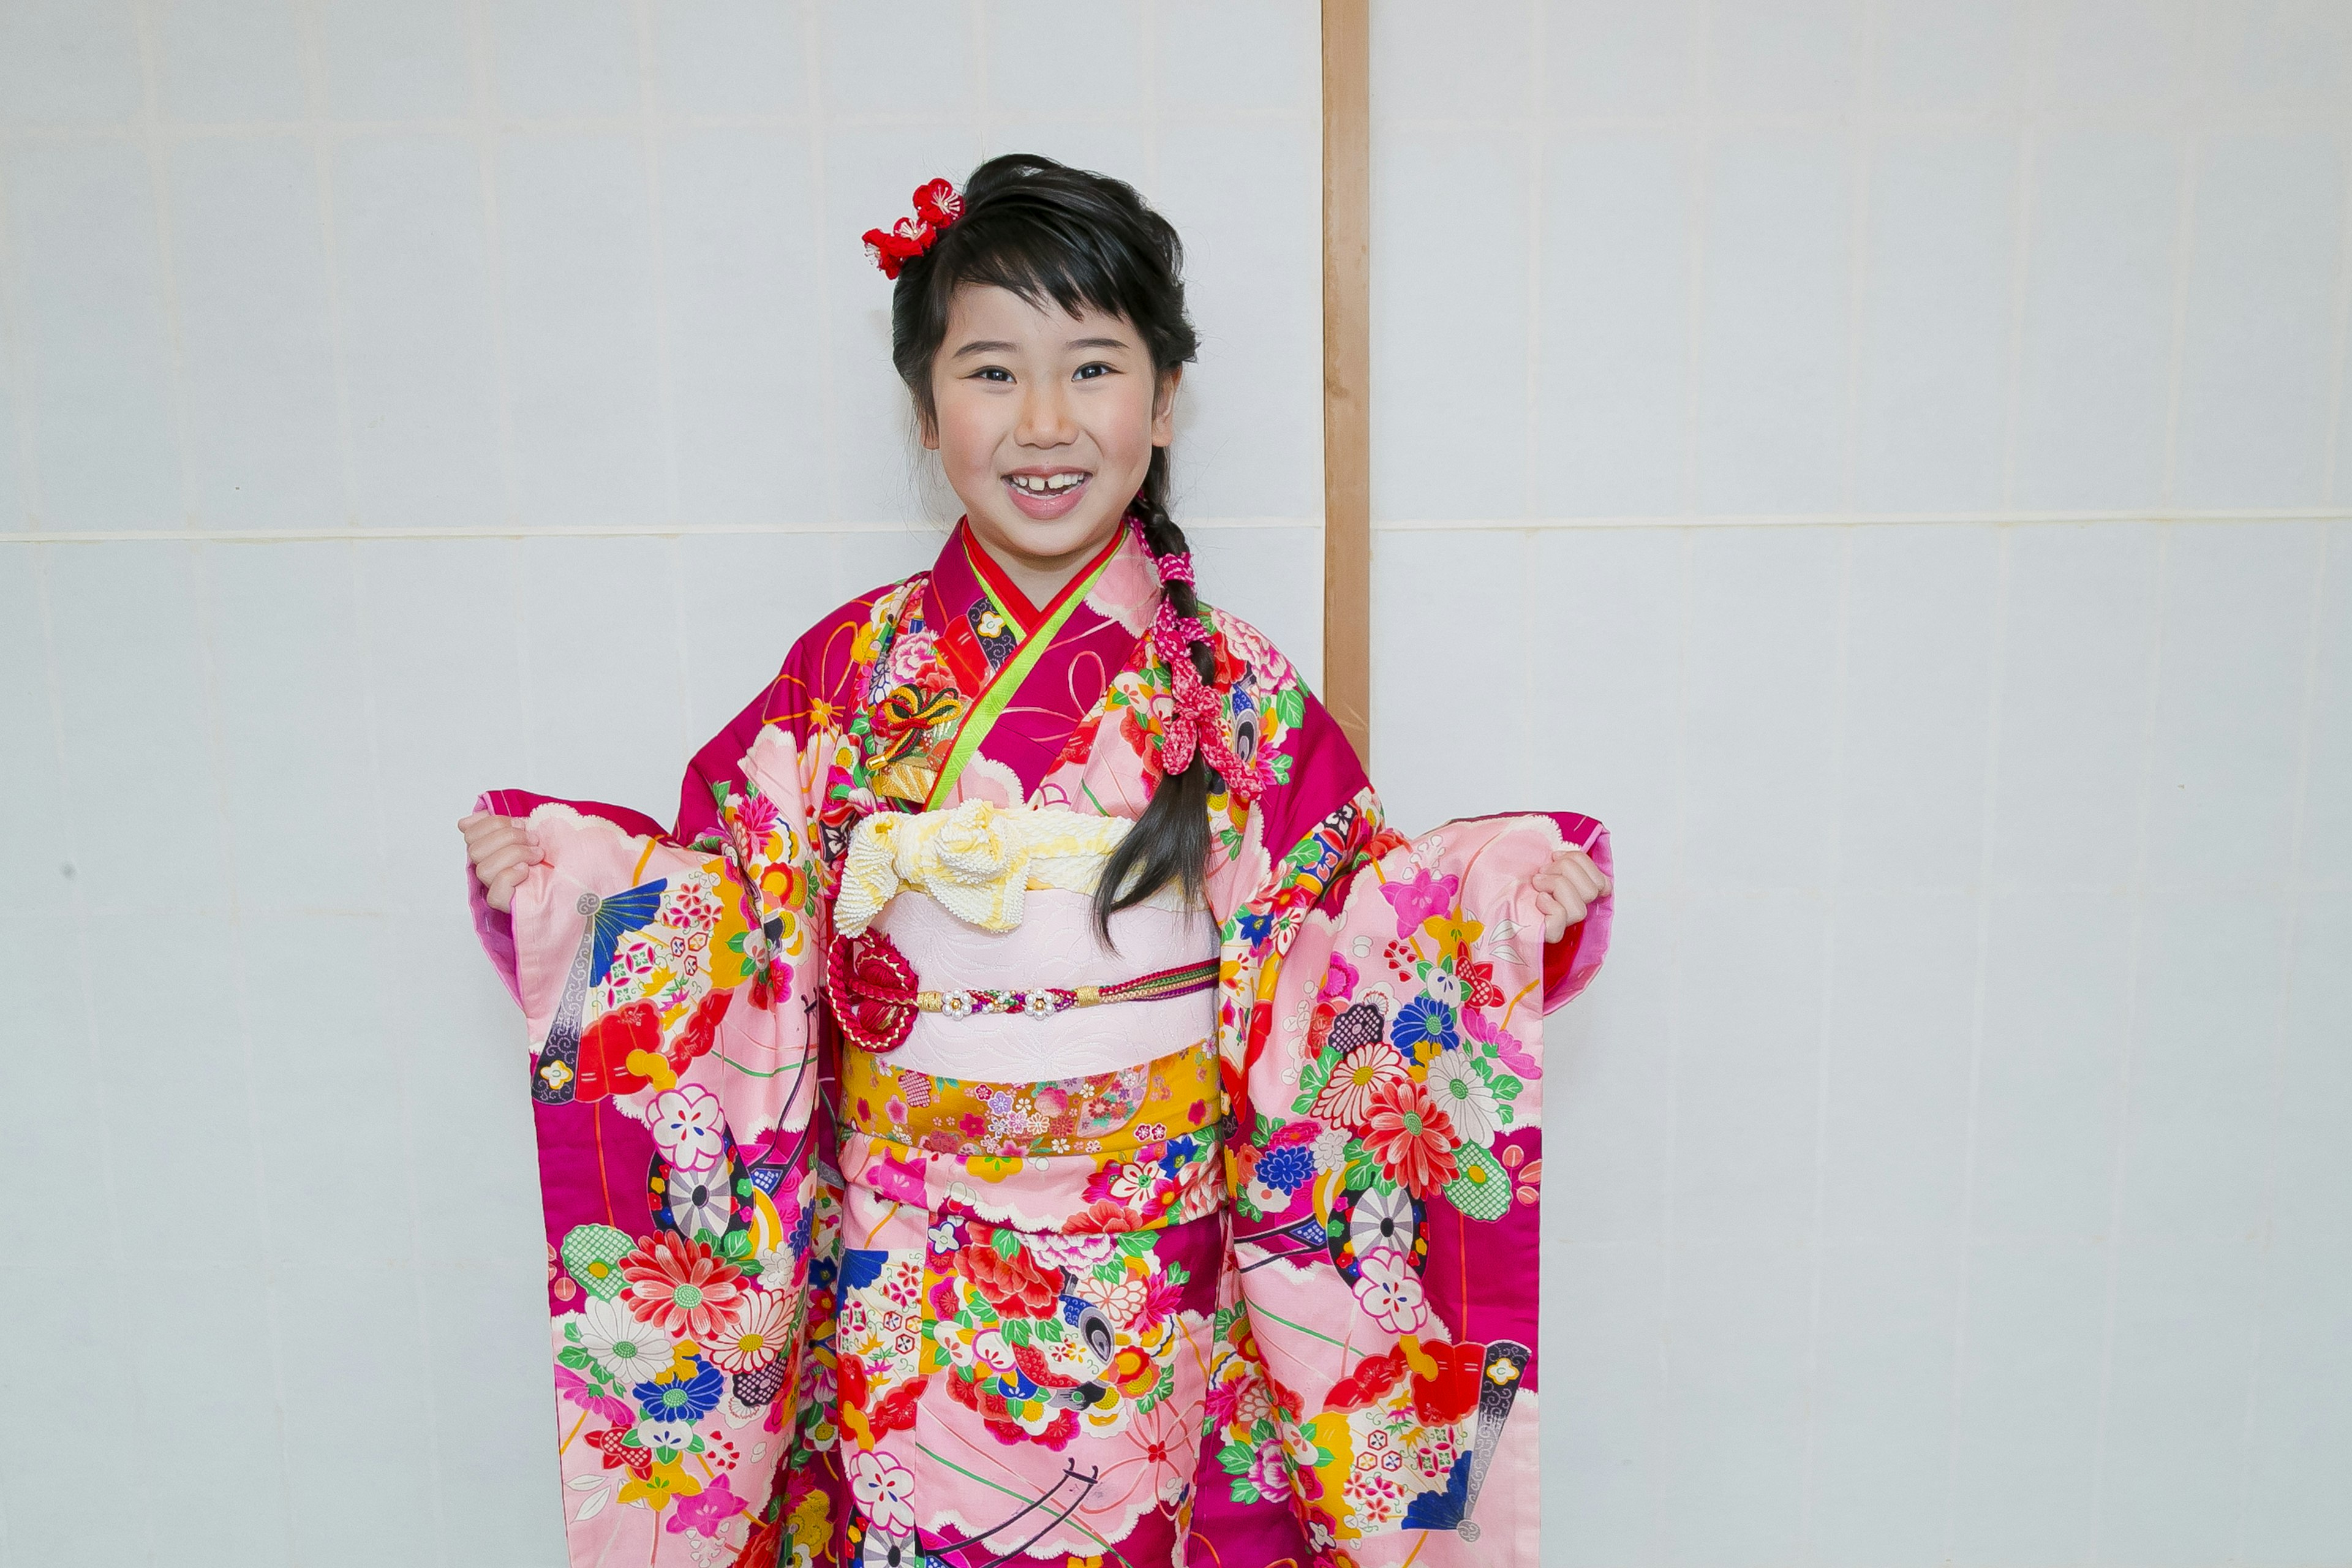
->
[847, 1447, 918, 1536]
[1351, 1246, 1428, 1333]
[621, 1231, 745, 1341]
[650, 1085, 726, 1172]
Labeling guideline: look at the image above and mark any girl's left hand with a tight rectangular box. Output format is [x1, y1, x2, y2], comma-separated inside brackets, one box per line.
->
[1534, 848, 1611, 944]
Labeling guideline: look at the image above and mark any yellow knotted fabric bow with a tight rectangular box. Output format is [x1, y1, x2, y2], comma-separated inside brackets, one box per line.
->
[832, 800, 1140, 937]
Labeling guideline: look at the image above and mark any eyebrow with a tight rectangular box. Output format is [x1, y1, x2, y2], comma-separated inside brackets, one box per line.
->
[948, 336, 1136, 360]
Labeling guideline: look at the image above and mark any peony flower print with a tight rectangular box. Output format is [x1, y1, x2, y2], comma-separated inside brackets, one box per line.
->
[621, 1231, 745, 1341]
[752, 1244, 796, 1290]
[1360, 1078, 1460, 1197]
[1352, 1247, 1428, 1334]
[1311, 1039, 1408, 1130]
[847, 1447, 918, 1536]
[956, 1239, 1061, 1318]
[651, 1085, 726, 1173]
[1422, 1051, 1502, 1146]
[579, 1295, 676, 1387]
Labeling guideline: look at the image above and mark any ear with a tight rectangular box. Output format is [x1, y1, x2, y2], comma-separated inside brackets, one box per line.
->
[1150, 367, 1182, 447]
[916, 400, 941, 451]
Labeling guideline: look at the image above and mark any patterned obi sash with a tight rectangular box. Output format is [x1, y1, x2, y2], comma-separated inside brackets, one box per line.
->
[839, 1036, 1224, 1163]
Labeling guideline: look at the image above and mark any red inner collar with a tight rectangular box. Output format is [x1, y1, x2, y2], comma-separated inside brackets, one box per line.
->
[958, 516, 1128, 632]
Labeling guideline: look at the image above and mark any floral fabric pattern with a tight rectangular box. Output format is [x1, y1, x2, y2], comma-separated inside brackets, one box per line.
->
[472, 516, 1611, 1565]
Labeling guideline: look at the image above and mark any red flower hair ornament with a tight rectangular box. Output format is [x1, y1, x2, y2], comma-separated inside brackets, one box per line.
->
[862, 178, 963, 279]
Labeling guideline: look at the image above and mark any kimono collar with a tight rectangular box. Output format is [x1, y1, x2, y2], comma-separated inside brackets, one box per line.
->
[937, 515, 1131, 640]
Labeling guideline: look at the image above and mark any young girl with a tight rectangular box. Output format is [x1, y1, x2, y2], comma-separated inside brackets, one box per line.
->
[460, 154, 1610, 1568]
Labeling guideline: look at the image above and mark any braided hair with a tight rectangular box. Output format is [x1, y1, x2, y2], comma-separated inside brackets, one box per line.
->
[883, 154, 1217, 935]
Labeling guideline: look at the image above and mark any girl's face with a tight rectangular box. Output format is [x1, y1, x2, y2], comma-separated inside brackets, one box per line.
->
[924, 283, 1178, 571]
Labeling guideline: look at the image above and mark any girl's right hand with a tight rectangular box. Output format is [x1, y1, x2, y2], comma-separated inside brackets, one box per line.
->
[459, 811, 541, 914]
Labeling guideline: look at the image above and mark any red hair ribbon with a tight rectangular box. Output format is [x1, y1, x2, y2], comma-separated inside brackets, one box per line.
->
[1146, 525, 1269, 807]
[862, 178, 963, 279]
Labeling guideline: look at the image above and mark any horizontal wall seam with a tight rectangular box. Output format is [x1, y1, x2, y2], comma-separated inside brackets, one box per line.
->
[11, 508, 2350, 545]
[1373, 508, 2352, 530]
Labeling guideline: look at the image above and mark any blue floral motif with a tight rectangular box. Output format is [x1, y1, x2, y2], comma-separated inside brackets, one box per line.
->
[633, 1357, 725, 1425]
[1391, 995, 1458, 1055]
[1256, 1145, 1314, 1194]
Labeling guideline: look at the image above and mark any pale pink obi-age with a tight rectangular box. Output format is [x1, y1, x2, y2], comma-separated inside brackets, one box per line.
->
[824, 799, 1219, 1079]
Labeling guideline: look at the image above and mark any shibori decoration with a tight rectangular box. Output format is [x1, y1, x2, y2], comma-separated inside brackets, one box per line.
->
[862, 177, 963, 279]
[1144, 538, 1270, 805]
[823, 925, 1219, 1055]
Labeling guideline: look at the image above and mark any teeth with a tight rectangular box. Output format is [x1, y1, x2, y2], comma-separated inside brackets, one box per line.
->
[1010, 473, 1085, 493]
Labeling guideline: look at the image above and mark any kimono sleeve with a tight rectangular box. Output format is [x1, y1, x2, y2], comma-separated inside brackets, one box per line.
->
[468, 720, 844, 1565]
[1205, 739, 1612, 1562]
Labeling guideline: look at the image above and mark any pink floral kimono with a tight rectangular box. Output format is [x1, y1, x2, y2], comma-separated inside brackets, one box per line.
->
[469, 518, 1611, 1567]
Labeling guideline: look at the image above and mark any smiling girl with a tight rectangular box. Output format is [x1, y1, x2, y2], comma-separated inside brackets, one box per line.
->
[459, 156, 1610, 1568]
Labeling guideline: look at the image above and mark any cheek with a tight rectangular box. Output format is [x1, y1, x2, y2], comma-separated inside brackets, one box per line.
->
[932, 393, 1003, 477]
[1091, 382, 1160, 472]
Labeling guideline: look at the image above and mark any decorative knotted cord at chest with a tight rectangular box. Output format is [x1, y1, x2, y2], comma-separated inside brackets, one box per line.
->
[824, 924, 1219, 1055]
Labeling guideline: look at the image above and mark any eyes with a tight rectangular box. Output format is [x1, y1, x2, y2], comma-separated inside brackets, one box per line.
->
[964, 362, 1118, 384]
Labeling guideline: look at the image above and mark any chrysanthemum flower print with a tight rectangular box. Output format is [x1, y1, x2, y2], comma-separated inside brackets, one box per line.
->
[1422, 1050, 1503, 1146]
[1312, 1039, 1408, 1129]
[848, 1447, 918, 1536]
[1389, 995, 1458, 1058]
[650, 1085, 726, 1172]
[621, 1231, 745, 1341]
[1352, 1246, 1428, 1334]
[631, 1354, 725, 1427]
[709, 1289, 788, 1373]
[579, 1295, 674, 1385]
[1360, 1078, 1460, 1197]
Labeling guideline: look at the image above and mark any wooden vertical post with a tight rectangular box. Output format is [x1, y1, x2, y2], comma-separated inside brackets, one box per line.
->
[1321, 0, 1373, 765]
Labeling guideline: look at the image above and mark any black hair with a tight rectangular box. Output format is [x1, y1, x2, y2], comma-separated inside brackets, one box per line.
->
[886, 153, 1215, 940]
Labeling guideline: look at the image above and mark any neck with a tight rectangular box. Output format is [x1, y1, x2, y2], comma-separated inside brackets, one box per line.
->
[967, 521, 1118, 609]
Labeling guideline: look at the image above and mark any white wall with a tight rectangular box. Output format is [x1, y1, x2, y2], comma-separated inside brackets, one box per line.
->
[0, 3, 1319, 1564]
[1368, 2, 2352, 1566]
[7, 2, 2352, 1566]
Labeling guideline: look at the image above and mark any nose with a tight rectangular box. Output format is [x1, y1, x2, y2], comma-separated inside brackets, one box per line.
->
[1014, 377, 1077, 450]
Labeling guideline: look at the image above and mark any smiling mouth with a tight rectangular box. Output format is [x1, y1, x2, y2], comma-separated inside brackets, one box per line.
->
[1006, 472, 1088, 494]
[1001, 469, 1093, 519]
